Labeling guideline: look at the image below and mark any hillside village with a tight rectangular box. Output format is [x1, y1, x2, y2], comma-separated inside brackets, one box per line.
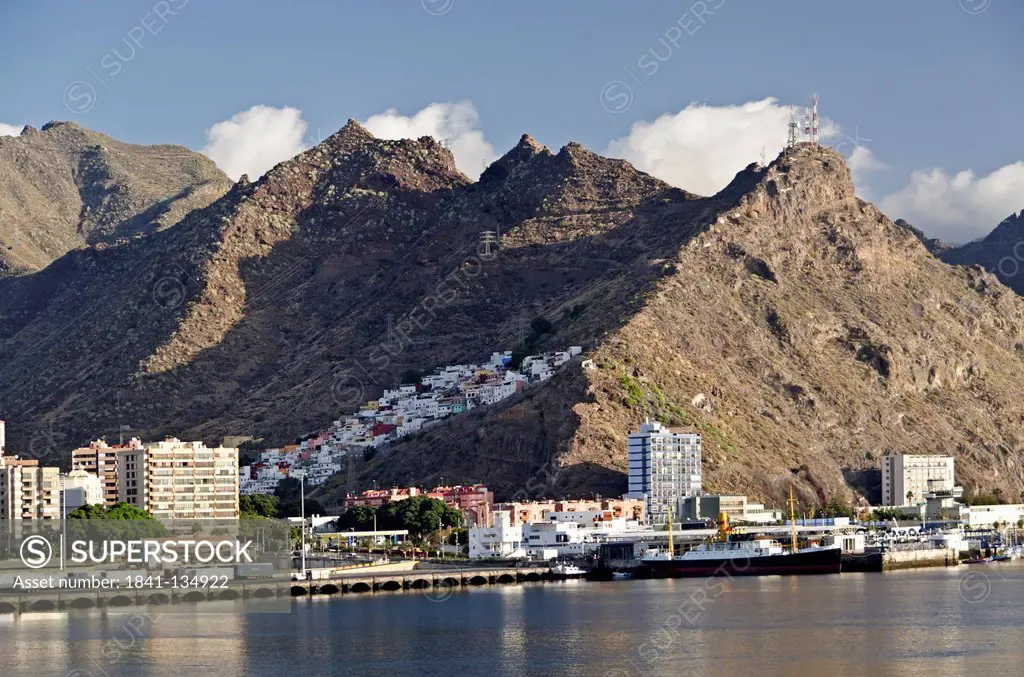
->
[240, 347, 584, 495]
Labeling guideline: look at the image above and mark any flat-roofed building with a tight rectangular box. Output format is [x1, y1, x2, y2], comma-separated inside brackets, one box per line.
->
[0, 456, 61, 520]
[626, 419, 702, 526]
[882, 454, 956, 506]
[118, 438, 239, 520]
[72, 438, 143, 506]
[680, 494, 782, 524]
[491, 498, 646, 527]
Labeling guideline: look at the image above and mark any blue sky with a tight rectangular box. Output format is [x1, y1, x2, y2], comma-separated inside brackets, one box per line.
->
[1, 0, 1021, 242]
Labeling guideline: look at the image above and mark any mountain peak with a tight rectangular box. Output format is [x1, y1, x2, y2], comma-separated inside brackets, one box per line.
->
[338, 118, 375, 141]
[478, 132, 550, 184]
[517, 133, 544, 152]
[40, 121, 85, 133]
[989, 211, 1024, 239]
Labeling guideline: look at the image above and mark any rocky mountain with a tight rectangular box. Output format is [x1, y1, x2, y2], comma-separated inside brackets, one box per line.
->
[940, 212, 1024, 295]
[2, 121, 1024, 511]
[331, 146, 1024, 507]
[0, 122, 231, 276]
[893, 218, 950, 256]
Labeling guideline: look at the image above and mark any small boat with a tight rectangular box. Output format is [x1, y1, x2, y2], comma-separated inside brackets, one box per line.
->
[611, 571, 632, 580]
[963, 557, 991, 564]
[992, 554, 1012, 562]
[550, 563, 586, 578]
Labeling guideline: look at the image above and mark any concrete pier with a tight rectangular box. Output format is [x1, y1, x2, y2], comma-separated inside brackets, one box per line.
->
[0, 567, 553, 615]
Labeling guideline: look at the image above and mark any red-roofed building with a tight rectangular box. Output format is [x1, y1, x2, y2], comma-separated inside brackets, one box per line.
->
[343, 487, 422, 509]
[428, 484, 494, 527]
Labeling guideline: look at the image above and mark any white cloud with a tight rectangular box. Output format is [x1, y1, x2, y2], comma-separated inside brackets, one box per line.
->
[848, 146, 887, 177]
[201, 105, 308, 181]
[0, 123, 23, 137]
[879, 162, 1024, 244]
[845, 146, 889, 200]
[363, 101, 497, 178]
[603, 98, 840, 196]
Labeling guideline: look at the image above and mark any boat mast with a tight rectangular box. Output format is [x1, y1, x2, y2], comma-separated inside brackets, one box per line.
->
[667, 505, 674, 557]
[788, 485, 799, 552]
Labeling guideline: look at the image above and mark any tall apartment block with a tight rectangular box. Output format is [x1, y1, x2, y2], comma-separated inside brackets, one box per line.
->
[117, 438, 239, 520]
[0, 420, 61, 520]
[882, 454, 957, 506]
[627, 418, 702, 526]
[72, 438, 144, 506]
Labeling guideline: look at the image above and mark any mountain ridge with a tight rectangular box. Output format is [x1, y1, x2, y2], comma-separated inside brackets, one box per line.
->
[1, 123, 1023, 510]
[0, 120, 232, 276]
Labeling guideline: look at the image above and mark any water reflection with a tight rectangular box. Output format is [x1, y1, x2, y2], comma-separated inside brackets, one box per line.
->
[0, 565, 1022, 676]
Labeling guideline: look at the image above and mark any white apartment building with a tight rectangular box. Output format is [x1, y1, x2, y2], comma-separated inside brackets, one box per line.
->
[627, 419, 702, 526]
[118, 438, 239, 519]
[60, 469, 103, 514]
[468, 511, 526, 559]
[882, 454, 956, 506]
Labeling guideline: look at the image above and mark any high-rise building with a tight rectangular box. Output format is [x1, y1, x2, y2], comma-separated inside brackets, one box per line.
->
[0, 420, 62, 520]
[72, 438, 143, 506]
[627, 419, 702, 526]
[117, 438, 239, 520]
[882, 454, 957, 506]
[0, 457, 61, 520]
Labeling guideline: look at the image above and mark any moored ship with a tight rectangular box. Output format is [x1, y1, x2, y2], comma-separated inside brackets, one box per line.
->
[642, 485, 841, 578]
[642, 537, 842, 577]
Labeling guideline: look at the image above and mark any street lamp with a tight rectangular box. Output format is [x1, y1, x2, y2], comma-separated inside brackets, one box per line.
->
[299, 472, 306, 577]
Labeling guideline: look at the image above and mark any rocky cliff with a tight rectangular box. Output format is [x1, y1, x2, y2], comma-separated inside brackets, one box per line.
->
[941, 212, 1024, 295]
[0, 122, 231, 275]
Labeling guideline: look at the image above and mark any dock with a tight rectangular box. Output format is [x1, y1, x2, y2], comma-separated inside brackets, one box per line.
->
[0, 566, 553, 614]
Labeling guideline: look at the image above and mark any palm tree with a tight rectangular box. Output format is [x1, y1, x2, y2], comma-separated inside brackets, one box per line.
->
[906, 490, 915, 505]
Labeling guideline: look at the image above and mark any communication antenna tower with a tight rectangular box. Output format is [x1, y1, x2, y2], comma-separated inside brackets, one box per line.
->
[811, 93, 819, 145]
[787, 107, 799, 148]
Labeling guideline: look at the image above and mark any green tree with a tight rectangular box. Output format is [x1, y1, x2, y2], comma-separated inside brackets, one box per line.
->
[815, 498, 854, 519]
[337, 505, 378, 531]
[67, 502, 167, 540]
[377, 497, 463, 539]
[68, 504, 108, 520]
[240, 494, 282, 519]
[274, 477, 323, 517]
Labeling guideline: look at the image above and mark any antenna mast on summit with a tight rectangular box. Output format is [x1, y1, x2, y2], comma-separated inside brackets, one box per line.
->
[787, 107, 799, 148]
[811, 93, 819, 145]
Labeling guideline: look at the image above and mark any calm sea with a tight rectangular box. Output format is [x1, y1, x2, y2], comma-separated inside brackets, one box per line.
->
[1, 564, 1022, 676]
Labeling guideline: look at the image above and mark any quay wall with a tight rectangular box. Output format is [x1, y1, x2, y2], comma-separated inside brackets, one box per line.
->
[882, 548, 959, 571]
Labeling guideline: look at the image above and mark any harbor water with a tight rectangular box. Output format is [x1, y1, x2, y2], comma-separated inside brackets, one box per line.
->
[1, 563, 1022, 676]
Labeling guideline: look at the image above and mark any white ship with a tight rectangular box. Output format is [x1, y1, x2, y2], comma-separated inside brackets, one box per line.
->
[550, 563, 586, 578]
